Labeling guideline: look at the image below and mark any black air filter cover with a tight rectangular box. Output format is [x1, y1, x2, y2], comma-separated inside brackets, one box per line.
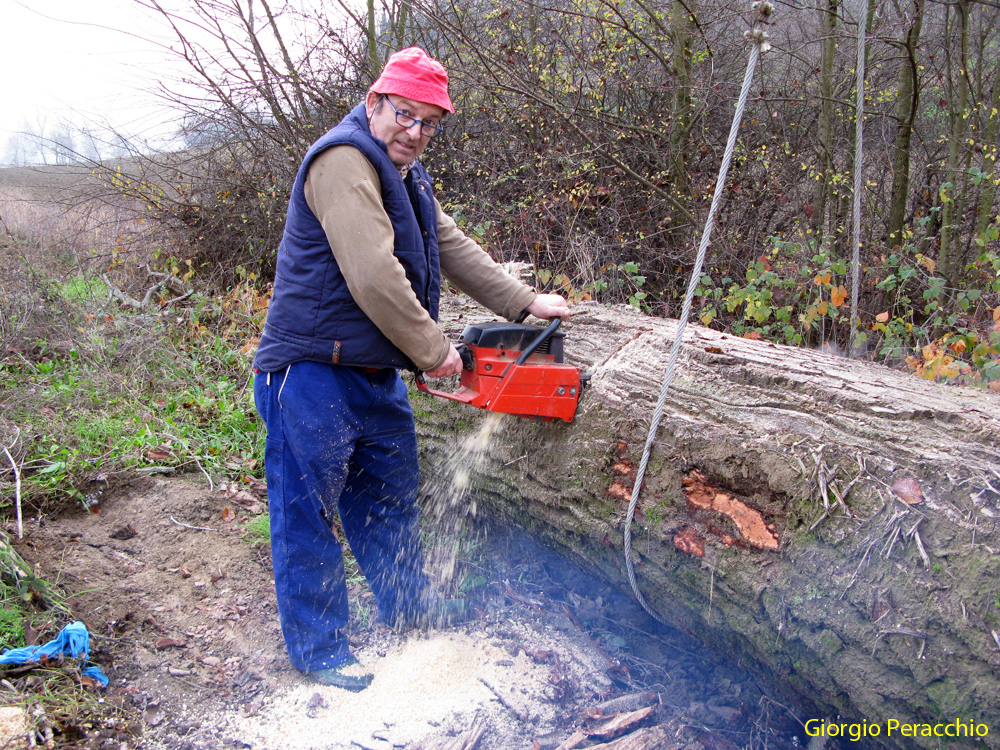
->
[459, 322, 565, 362]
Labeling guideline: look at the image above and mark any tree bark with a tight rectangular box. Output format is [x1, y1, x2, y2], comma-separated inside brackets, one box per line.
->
[939, 0, 971, 281]
[416, 300, 1000, 750]
[887, 0, 925, 249]
[668, 0, 696, 198]
[812, 0, 839, 236]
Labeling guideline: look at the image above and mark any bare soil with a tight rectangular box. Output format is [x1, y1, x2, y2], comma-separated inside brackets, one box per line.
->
[12, 474, 811, 750]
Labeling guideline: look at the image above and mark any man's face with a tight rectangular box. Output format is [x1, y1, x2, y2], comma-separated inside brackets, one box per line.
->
[365, 92, 445, 169]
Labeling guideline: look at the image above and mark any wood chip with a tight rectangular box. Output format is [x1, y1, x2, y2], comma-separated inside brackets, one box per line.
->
[153, 638, 186, 650]
[583, 692, 657, 720]
[585, 724, 671, 750]
[586, 706, 655, 740]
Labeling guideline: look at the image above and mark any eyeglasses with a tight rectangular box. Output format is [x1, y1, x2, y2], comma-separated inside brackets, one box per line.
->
[382, 96, 444, 138]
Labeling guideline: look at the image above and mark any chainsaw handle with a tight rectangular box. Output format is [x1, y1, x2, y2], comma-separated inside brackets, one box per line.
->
[414, 343, 474, 391]
[457, 343, 475, 371]
[515, 317, 562, 366]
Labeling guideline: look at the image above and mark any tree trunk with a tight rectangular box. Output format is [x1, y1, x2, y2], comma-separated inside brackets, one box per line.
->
[939, 0, 971, 281]
[668, 0, 696, 198]
[416, 300, 1000, 750]
[887, 0, 926, 249]
[975, 59, 1000, 239]
[812, 0, 839, 236]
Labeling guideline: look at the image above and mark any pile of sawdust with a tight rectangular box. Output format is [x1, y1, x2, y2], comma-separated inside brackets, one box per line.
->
[223, 623, 611, 750]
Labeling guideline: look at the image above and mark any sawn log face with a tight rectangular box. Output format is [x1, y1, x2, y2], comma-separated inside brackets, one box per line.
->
[414, 300, 1000, 749]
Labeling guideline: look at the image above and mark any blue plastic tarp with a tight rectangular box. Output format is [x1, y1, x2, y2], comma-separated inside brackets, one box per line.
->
[0, 621, 109, 687]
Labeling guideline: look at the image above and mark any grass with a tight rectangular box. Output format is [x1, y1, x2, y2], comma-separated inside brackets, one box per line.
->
[244, 513, 271, 542]
[0, 245, 267, 509]
[0, 603, 26, 650]
[0, 182, 262, 746]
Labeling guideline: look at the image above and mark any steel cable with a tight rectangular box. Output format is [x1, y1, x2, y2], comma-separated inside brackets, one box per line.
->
[622, 5, 772, 621]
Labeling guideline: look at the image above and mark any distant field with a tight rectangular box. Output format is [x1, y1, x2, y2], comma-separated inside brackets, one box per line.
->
[0, 160, 155, 281]
[0, 163, 101, 197]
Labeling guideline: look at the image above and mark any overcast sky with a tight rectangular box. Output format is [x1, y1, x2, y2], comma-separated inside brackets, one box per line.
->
[1, 0, 185, 153]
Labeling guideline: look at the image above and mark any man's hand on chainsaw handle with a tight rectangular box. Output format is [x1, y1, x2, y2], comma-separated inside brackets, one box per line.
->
[525, 293, 571, 320]
[425, 293, 569, 379]
[424, 344, 464, 379]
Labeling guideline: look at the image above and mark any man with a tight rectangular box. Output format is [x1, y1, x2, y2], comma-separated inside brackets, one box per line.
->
[253, 47, 570, 691]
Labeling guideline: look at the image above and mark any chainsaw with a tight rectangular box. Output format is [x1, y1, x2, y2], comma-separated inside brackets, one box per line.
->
[414, 317, 588, 423]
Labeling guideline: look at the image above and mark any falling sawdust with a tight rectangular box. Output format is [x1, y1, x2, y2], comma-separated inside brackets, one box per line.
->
[420, 412, 507, 585]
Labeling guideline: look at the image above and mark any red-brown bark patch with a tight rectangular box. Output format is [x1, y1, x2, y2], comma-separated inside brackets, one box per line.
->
[682, 471, 779, 551]
[606, 481, 631, 502]
[674, 527, 705, 557]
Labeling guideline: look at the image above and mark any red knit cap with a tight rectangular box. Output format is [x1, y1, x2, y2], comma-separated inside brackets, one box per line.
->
[370, 47, 454, 114]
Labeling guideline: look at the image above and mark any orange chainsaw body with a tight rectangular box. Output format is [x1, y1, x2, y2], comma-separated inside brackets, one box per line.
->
[415, 320, 585, 423]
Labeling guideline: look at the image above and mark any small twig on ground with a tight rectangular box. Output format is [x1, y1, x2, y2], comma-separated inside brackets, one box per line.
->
[906, 518, 931, 567]
[839, 473, 863, 504]
[817, 462, 830, 511]
[192, 455, 214, 492]
[871, 627, 926, 657]
[808, 510, 829, 533]
[991, 630, 1000, 651]
[881, 523, 901, 560]
[913, 529, 931, 567]
[2, 429, 23, 539]
[101, 274, 143, 309]
[161, 289, 194, 308]
[238, 369, 253, 399]
[170, 516, 218, 532]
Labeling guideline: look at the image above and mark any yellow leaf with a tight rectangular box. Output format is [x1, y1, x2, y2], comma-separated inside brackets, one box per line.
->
[950, 339, 967, 354]
[817, 301, 829, 316]
[876, 311, 890, 323]
[813, 272, 832, 286]
[831, 286, 848, 307]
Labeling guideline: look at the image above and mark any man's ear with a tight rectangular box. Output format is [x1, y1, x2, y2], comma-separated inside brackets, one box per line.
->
[364, 91, 381, 118]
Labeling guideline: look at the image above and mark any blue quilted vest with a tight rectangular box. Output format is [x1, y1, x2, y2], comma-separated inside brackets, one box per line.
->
[254, 103, 442, 372]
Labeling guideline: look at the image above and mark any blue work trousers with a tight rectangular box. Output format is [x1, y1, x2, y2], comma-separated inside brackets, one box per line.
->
[254, 361, 428, 672]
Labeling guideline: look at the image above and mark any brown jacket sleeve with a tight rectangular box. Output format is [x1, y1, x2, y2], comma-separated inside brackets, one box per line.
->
[304, 146, 450, 371]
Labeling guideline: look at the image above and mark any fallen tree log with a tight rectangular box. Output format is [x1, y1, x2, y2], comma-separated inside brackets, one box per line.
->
[414, 300, 1000, 750]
